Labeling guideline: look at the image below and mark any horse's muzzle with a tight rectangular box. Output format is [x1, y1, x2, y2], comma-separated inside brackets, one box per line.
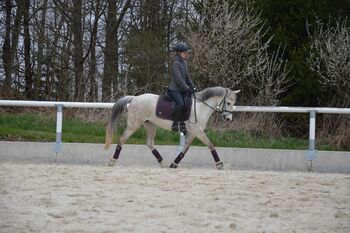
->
[224, 116, 232, 121]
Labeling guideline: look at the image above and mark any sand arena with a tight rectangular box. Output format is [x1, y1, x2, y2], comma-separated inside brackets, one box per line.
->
[0, 162, 349, 233]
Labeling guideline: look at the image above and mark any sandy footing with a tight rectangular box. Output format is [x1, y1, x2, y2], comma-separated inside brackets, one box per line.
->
[0, 162, 349, 233]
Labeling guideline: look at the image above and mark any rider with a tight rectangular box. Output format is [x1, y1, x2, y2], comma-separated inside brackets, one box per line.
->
[168, 42, 196, 133]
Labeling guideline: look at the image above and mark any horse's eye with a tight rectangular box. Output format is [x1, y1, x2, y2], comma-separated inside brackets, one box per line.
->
[227, 102, 231, 105]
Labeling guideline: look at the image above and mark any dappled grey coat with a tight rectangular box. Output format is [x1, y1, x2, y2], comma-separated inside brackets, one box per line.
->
[168, 55, 195, 92]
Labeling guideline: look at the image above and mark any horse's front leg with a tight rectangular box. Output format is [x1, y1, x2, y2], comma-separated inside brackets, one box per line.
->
[196, 130, 224, 170]
[169, 133, 195, 168]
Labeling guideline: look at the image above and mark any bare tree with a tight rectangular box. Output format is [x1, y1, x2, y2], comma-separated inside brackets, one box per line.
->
[32, 0, 48, 99]
[23, 0, 32, 98]
[187, 0, 262, 88]
[185, 1, 289, 105]
[102, 0, 117, 101]
[86, 0, 103, 101]
[72, 0, 84, 101]
[247, 45, 290, 106]
[307, 18, 350, 148]
[185, 0, 290, 137]
[102, 0, 131, 101]
[2, 0, 24, 96]
[307, 18, 350, 107]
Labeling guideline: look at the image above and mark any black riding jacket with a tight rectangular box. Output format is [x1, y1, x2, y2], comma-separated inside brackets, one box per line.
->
[168, 55, 195, 92]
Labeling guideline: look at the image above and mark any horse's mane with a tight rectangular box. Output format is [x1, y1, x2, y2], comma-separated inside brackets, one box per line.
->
[196, 86, 226, 101]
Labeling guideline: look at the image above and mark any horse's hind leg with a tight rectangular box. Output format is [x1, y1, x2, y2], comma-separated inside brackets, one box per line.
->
[144, 122, 163, 166]
[195, 130, 224, 170]
[109, 123, 140, 167]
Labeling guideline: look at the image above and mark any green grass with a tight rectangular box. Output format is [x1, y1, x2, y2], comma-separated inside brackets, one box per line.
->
[0, 113, 339, 151]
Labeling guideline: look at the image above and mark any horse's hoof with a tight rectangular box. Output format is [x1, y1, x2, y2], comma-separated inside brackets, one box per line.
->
[108, 158, 117, 167]
[169, 163, 178, 169]
[216, 161, 224, 170]
[159, 160, 166, 168]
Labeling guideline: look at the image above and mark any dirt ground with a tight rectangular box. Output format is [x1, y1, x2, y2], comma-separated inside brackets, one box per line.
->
[0, 162, 349, 233]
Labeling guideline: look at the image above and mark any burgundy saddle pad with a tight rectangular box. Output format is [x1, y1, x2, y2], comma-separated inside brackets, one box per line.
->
[155, 96, 192, 121]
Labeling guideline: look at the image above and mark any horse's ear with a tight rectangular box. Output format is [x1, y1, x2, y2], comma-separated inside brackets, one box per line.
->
[233, 90, 241, 94]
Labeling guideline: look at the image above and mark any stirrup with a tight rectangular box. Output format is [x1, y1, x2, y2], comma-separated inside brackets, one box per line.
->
[179, 122, 187, 135]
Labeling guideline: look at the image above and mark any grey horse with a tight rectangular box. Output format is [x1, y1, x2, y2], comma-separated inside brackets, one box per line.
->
[105, 86, 240, 169]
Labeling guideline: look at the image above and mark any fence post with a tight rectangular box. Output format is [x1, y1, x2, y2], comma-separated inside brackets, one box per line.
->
[306, 110, 317, 171]
[52, 104, 63, 155]
[176, 132, 186, 155]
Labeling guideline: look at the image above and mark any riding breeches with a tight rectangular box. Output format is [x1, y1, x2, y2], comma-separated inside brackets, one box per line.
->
[169, 90, 185, 109]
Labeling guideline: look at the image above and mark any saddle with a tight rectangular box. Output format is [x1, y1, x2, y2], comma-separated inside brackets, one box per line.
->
[155, 90, 192, 121]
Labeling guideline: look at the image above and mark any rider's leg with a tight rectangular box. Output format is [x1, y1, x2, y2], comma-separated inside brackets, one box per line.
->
[172, 106, 184, 131]
[169, 90, 185, 132]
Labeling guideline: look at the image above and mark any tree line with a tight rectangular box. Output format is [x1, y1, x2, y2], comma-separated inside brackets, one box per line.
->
[0, 0, 349, 146]
[1, 0, 349, 104]
[1, 0, 185, 101]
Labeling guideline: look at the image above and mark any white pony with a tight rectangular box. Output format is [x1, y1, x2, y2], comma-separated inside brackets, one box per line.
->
[105, 86, 240, 169]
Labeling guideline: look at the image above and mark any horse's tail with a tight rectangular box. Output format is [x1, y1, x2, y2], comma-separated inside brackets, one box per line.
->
[104, 96, 134, 149]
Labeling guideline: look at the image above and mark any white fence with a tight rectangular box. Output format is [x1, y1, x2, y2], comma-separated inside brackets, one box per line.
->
[1, 100, 350, 171]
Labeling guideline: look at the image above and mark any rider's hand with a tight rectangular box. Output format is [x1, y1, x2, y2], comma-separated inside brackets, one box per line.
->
[190, 87, 197, 93]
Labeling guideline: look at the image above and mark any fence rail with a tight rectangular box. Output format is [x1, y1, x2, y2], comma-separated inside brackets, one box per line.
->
[1, 100, 349, 171]
[232, 106, 350, 114]
[0, 100, 114, 108]
[1, 100, 350, 114]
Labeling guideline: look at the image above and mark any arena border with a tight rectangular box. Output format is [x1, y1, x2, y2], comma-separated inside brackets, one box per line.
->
[0, 141, 349, 173]
[1, 100, 350, 172]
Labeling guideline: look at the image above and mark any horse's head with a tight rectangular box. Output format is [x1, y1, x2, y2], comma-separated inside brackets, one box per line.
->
[196, 86, 240, 122]
[220, 88, 240, 122]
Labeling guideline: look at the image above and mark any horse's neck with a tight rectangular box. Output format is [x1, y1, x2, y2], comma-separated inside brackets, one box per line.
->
[197, 96, 221, 124]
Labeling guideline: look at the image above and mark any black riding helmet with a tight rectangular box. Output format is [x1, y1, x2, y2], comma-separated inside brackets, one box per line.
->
[174, 42, 190, 53]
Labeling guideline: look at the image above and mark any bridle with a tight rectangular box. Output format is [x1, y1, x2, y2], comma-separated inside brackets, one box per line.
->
[190, 89, 232, 123]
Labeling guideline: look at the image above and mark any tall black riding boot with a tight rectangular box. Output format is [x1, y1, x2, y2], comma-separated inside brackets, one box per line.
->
[171, 107, 183, 132]
[171, 121, 179, 132]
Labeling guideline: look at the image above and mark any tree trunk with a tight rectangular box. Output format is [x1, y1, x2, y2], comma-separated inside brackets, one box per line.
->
[33, 0, 48, 100]
[23, 0, 33, 98]
[10, 0, 24, 89]
[88, 0, 101, 101]
[72, 0, 84, 101]
[46, 8, 65, 100]
[2, 0, 24, 96]
[2, 0, 12, 91]
[103, 0, 131, 101]
[58, 34, 72, 101]
[102, 0, 117, 101]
